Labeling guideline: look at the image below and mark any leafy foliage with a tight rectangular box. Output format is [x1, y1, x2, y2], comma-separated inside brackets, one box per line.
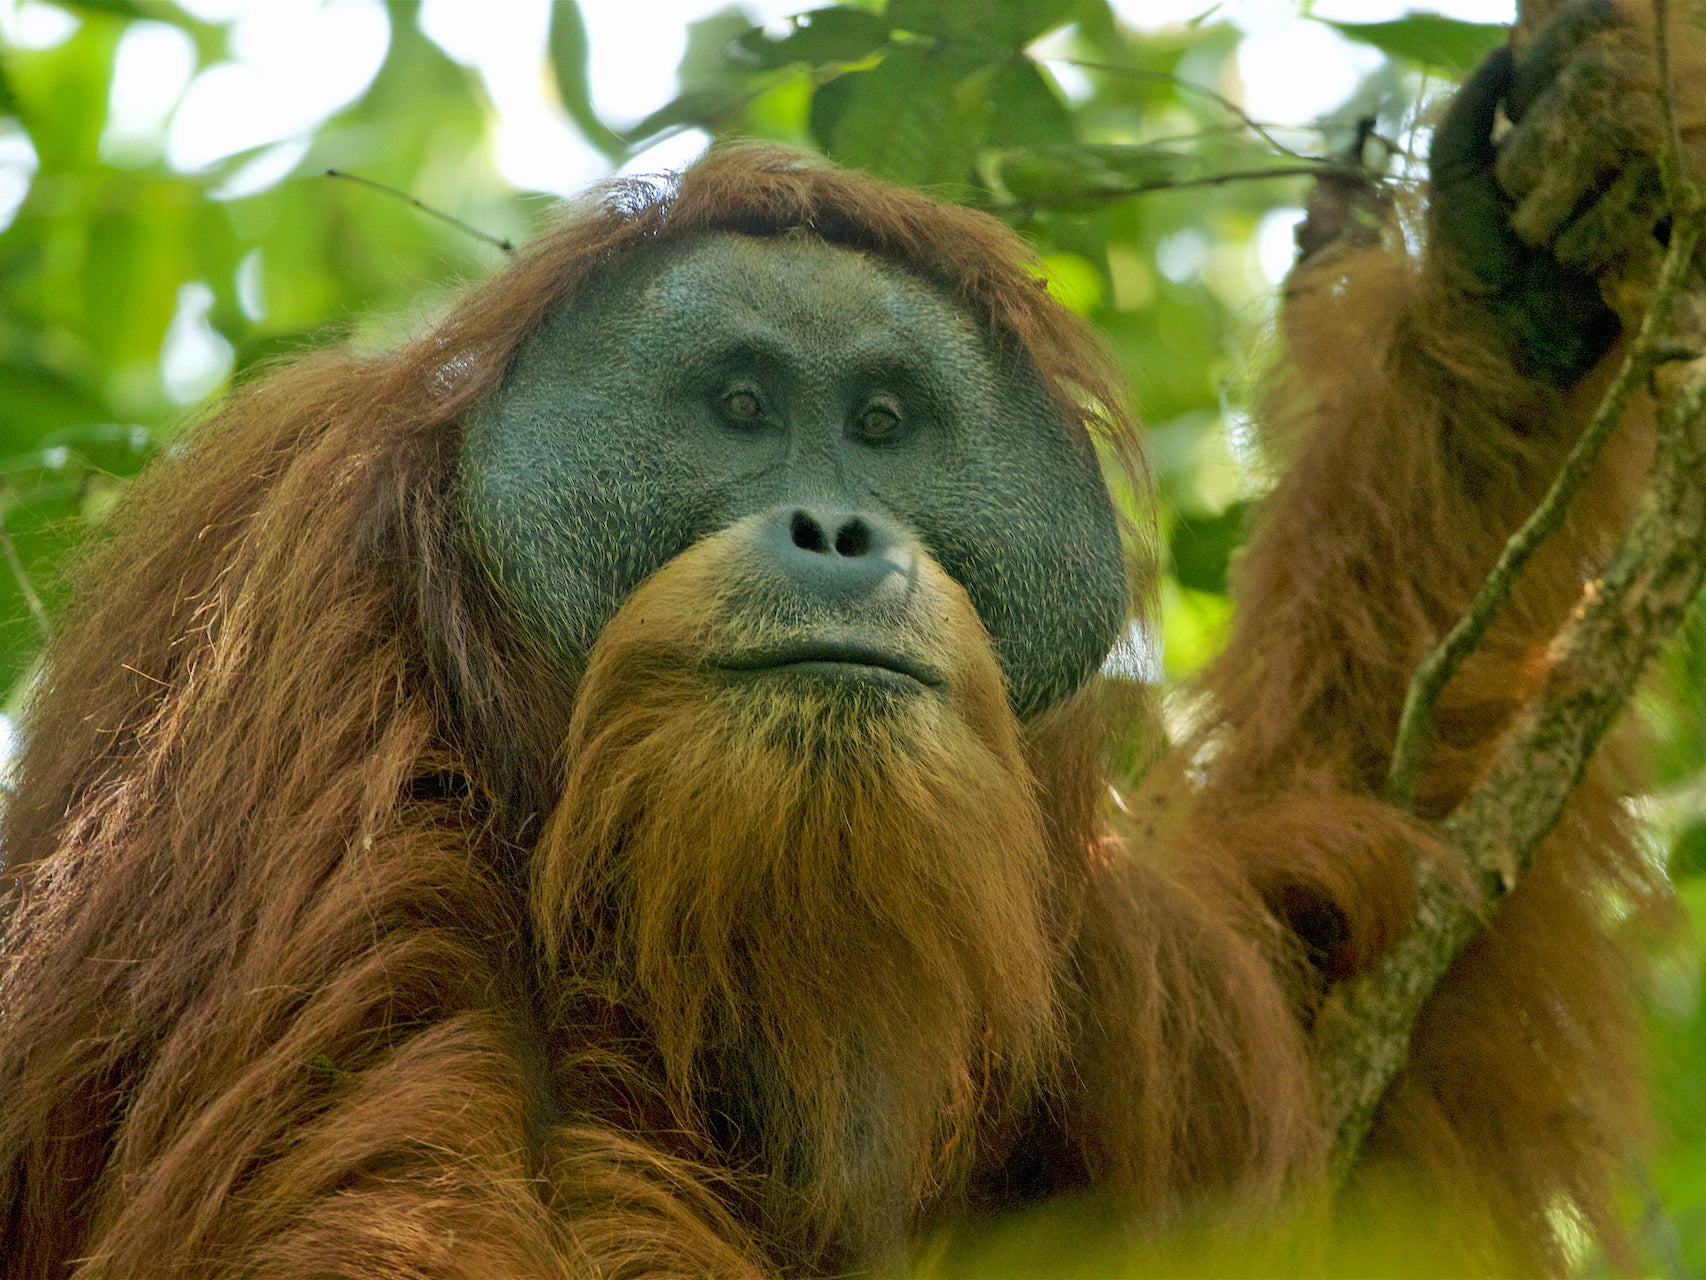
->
[0, 0, 1702, 1271]
[1323, 14, 1507, 73]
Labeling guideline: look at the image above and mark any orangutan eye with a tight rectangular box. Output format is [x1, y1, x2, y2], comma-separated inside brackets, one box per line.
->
[721, 388, 763, 424]
[856, 401, 901, 443]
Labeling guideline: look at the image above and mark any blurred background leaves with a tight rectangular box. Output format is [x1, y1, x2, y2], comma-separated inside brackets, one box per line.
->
[0, 0, 1701, 1272]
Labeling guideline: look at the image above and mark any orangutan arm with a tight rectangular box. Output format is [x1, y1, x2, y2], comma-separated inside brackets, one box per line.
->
[982, 8, 1702, 1242]
[1143, 0, 1706, 1266]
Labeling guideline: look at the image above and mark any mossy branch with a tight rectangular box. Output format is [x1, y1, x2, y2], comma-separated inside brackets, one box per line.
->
[1322, 0, 1706, 1184]
[1322, 228, 1706, 1183]
[1383, 214, 1703, 814]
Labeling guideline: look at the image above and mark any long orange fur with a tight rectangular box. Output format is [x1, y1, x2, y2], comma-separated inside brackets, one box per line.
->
[0, 8, 1698, 1269]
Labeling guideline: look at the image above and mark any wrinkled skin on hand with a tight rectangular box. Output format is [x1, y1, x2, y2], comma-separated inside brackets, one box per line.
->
[1433, 0, 1706, 384]
[1430, 1, 1629, 386]
[1496, 0, 1667, 275]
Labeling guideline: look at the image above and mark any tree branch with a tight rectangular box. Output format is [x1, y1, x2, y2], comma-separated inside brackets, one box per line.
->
[1653, 0, 1697, 201]
[1321, 248, 1706, 1183]
[990, 161, 1372, 218]
[1384, 214, 1705, 813]
[1319, 0, 1706, 1183]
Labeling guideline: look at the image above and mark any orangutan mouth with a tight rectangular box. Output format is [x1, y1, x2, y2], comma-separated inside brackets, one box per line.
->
[716, 640, 944, 690]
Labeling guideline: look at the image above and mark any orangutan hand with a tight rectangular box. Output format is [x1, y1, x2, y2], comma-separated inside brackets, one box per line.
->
[1429, 0, 1641, 386]
[1496, 0, 1677, 281]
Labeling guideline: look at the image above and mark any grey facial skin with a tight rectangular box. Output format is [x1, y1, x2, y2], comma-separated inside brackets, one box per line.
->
[460, 231, 1128, 719]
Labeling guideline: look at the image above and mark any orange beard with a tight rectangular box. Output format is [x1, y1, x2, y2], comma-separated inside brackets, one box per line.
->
[532, 519, 1064, 1250]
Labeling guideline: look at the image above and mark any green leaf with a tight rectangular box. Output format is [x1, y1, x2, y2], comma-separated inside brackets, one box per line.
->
[1037, 251, 1103, 314]
[1169, 502, 1247, 595]
[0, 362, 107, 453]
[546, 0, 627, 160]
[808, 69, 859, 152]
[6, 14, 125, 169]
[992, 143, 1189, 207]
[887, 0, 1092, 49]
[1673, 822, 1706, 879]
[734, 6, 890, 71]
[58, 0, 146, 18]
[626, 9, 760, 145]
[822, 45, 990, 188]
[0, 58, 16, 118]
[626, 87, 746, 148]
[987, 61, 1074, 150]
[1320, 15, 1506, 75]
[677, 8, 758, 94]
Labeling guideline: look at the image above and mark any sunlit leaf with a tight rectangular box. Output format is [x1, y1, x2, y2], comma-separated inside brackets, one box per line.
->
[821, 45, 990, 188]
[733, 6, 889, 71]
[1037, 251, 1103, 314]
[887, 0, 1096, 50]
[988, 61, 1074, 149]
[6, 14, 123, 168]
[1321, 15, 1507, 74]
[1160, 578, 1234, 678]
[546, 0, 627, 160]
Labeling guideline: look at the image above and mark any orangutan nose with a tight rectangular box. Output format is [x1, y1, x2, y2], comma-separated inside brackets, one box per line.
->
[759, 505, 912, 605]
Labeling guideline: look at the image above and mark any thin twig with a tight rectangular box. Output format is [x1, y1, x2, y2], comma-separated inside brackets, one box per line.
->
[1092, 162, 1368, 192]
[1384, 213, 1705, 812]
[1047, 59, 1309, 159]
[0, 508, 49, 643]
[994, 161, 1370, 217]
[1652, 0, 1697, 204]
[323, 169, 514, 254]
[1322, 0, 1706, 1180]
[1324, 231, 1706, 1183]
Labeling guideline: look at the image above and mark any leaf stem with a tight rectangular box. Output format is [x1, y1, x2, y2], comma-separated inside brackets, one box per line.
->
[324, 169, 514, 254]
[0, 506, 48, 643]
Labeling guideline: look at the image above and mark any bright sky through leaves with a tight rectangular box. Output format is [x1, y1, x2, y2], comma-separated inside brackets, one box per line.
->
[19, 0, 1516, 209]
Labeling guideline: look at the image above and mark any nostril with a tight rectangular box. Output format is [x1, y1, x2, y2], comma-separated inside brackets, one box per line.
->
[833, 518, 870, 558]
[764, 506, 901, 603]
[790, 510, 829, 554]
